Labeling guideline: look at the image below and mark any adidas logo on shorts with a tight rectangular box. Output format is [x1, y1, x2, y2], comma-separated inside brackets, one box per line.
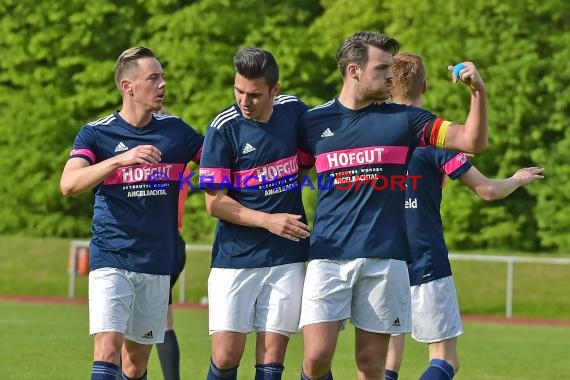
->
[141, 330, 154, 340]
[392, 317, 401, 327]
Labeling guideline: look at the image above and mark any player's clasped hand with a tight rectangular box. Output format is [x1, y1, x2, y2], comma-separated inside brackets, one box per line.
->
[121, 144, 162, 165]
[265, 213, 311, 241]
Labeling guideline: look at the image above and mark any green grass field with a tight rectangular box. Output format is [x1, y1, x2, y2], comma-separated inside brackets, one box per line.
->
[1, 235, 569, 319]
[1, 235, 570, 378]
[0, 300, 569, 379]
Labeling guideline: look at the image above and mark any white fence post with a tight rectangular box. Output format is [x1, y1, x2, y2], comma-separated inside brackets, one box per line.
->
[449, 253, 570, 318]
[506, 258, 514, 318]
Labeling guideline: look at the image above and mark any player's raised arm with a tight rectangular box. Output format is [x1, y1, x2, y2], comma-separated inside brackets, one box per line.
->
[440, 61, 488, 153]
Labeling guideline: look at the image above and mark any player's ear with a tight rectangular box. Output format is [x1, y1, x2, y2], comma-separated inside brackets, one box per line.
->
[422, 79, 428, 94]
[271, 83, 280, 97]
[347, 63, 359, 80]
[120, 78, 133, 95]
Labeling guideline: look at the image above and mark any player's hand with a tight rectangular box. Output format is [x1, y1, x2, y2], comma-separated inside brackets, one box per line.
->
[264, 213, 311, 241]
[117, 145, 162, 166]
[512, 167, 544, 186]
[448, 61, 485, 92]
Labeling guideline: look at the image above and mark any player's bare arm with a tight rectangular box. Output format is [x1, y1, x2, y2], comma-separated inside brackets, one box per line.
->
[205, 188, 310, 241]
[459, 166, 544, 201]
[60, 144, 161, 196]
[442, 62, 488, 154]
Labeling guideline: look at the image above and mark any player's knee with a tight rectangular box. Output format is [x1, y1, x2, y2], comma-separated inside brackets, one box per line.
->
[212, 350, 242, 370]
[355, 351, 384, 375]
[303, 350, 333, 375]
[93, 335, 122, 363]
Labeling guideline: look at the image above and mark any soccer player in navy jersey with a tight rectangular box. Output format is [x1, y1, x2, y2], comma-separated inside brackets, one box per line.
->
[383, 52, 544, 380]
[196, 47, 310, 380]
[60, 47, 203, 380]
[298, 32, 489, 380]
[198, 47, 312, 380]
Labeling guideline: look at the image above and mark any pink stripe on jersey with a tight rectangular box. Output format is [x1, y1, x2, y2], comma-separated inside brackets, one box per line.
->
[70, 148, 96, 164]
[441, 153, 468, 175]
[104, 163, 186, 185]
[297, 148, 315, 167]
[199, 167, 231, 184]
[315, 146, 409, 173]
[233, 155, 299, 187]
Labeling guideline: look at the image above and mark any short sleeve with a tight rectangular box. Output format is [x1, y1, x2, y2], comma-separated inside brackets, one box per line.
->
[433, 149, 472, 180]
[69, 125, 98, 165]
[198, 125, 234, 186]
[181, 121, 204, 164]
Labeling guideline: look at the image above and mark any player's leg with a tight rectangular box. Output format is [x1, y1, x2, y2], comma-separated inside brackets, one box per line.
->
[92, 332, 123, 380]
[253, 262, 305, 379]
[208, 332, 247, 380]
[207, 267, 265, 379]
[121, 271, 170, 379]
[89, 268, 133, 380]
[411, 276, 463, 380]
[121, 340, 153, 379]
[156, 234, 186, 380]
[300, 259, 356, 379]
[385, 334, 405, 380]
[355, 329, 390, 380]
[156, 305, 180, 380]
[254, 332, 288, 380]
[301, 322, 342, 379]
[352, 259, 411, 380]
[420, 338, 458, 380]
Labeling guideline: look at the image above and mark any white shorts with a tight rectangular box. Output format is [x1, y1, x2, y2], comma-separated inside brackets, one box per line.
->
[208, 262, 305, 336]
[300, 258, 411, 334]
[89, 268, 170, 344]
[410, 276, 464, 343]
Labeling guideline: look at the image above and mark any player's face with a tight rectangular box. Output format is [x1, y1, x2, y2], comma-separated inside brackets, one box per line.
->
[357, 46, 394, 102]
[234, 73, 277, 122]
[131, 57, 166, 112]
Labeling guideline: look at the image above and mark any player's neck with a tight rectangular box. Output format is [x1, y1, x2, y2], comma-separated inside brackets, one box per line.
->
[338, 87, 374, 110]
[254, 107, 274, 123]
[393, 96, 422, 107]
[119, 105, 153, 128]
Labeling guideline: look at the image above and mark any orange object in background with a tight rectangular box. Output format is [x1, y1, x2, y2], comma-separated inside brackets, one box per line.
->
[69, 245, 90, 276]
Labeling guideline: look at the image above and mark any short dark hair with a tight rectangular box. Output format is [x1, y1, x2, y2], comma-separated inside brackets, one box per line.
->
[336, 32, 400, 78]
[114, 47, 156, 89]
[234, 47, 279, 88]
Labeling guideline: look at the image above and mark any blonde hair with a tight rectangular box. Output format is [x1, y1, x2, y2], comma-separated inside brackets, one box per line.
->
[114, 47, 156, 90]
[391, 52, 426, 103]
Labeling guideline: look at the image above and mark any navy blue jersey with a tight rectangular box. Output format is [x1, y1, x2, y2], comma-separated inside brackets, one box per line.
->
[199, 95, 310, 268]
[301, 99, 450, 261]
[405, 146, 471, 285]
[68, 112, 203, 275]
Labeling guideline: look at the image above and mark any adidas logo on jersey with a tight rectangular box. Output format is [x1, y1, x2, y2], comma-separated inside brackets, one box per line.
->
[242, 143, 256, 154]
[320, 128, 334, 138]
[392, 317, 401, 327]
[114, 141, 128, 152]
[141, 330, 154, 340]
